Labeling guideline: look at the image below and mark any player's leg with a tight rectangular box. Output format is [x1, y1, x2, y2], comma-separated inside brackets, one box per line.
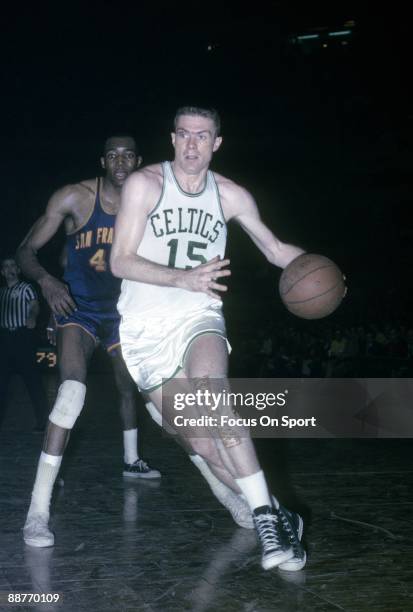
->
[149, 373, 237, 482]
[184, 333, 303, 570]
[184, 334, 265, 488]
[23, 325, 94, 547]
[148, 376, 254, 529]
[118, 314, 303, 564]
[142, 393, 248, 522]
[110, 349, 161, 479]
[44, 325, 94, 454]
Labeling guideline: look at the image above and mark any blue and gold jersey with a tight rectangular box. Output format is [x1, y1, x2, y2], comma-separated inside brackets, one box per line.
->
[63, 178, 120, 310]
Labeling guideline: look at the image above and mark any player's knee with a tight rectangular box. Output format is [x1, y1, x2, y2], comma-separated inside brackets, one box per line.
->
[49, 380, 86, 430]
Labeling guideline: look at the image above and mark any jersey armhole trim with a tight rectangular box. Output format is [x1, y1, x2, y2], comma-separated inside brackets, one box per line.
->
[210, 172, 226, 226]
[78, 182, 96, 196]
[146, 163, 166, 218]
[66, 178, 98, 236]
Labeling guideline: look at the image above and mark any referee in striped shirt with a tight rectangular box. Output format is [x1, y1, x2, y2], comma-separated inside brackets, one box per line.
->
[0, 256, 49, 431]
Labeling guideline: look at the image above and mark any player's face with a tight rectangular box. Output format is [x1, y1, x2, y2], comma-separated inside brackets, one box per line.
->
[171, 115, 222, 175]
[1, 259, 20, 283]
[101, 137, 142, 188]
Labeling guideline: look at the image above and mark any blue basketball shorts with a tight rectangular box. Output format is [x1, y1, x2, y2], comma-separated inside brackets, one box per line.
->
[55, 295, 121, 353]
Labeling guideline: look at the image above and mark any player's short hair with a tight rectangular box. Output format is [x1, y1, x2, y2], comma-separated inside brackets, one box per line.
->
[103, 135, 138, 155]
[174, 106, 221, 137]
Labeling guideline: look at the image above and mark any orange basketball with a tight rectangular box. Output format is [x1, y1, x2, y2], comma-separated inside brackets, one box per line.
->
[279, 253, 345, 319]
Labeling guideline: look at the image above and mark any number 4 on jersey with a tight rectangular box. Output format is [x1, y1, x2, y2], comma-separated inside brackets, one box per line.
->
[89, 248, 106, 272]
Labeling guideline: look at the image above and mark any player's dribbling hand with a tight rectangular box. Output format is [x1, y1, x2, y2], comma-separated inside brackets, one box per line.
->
[179, 256, 231, 299]
[39, 275, 77, 317]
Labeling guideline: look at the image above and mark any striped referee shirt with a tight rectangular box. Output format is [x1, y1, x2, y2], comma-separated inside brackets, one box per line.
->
[0, 281, 37, 330]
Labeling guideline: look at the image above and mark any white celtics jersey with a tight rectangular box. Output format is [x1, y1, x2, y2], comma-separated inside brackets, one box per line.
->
[118, 161, 227, 318]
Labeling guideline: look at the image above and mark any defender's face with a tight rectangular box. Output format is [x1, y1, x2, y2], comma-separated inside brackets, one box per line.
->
[171, 115, 222, 175]
[101, 137, 142, 188]
[1, 259, 19, 283]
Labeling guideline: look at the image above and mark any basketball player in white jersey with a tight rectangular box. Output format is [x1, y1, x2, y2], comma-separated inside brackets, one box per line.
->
[111, 107, 306, 572]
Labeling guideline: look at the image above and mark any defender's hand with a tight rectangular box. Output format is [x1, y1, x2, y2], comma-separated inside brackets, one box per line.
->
[179, 256, 231, 299]
[39, 276, 77, 317]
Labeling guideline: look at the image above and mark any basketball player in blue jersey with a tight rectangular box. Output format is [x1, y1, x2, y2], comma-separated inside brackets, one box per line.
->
[111, 107, 307, 572]
[17, 136, 161, 548]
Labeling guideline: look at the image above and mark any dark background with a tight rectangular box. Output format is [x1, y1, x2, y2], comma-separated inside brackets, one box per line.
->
[1, 1, 412, 328]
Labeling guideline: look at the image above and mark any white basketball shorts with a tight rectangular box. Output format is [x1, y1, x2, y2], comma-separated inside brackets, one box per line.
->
[119, 307, 231, 392]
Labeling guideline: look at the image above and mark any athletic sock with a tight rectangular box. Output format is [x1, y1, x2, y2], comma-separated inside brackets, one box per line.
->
[27, 452, 62, 518]
[123, 428, 139, 465]
[235, 470, 272, 511]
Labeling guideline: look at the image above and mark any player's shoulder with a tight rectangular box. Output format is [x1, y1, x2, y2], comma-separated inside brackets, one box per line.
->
[212, 171, 253, 206]
[49, 178, 96, 208]
[127, 163, 163, 186]
[123, 164, 164, 200]
[119, 164, 163, 216]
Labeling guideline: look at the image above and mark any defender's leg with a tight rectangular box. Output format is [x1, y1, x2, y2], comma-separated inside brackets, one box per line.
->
[111, 349, 160, 479]
[23, 325, 94, 547]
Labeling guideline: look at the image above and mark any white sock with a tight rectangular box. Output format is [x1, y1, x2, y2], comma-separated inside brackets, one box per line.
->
[235, 470, 272, 511]
[27, 452, 63, 518]
[123, 428, 139, 464]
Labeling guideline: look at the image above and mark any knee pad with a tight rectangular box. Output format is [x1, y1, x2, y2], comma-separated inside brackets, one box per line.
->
[49, 380, 86, 429]
[145, 401, 162, 427]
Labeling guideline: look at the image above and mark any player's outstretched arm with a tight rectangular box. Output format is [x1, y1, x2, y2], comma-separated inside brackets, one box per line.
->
[111, 169, 231, 299]
[225, 183, 304, 269]
[17, 187, 78, 316]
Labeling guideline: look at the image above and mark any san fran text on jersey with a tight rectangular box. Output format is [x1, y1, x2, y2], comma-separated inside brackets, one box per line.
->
[150, 207, 224, 244]
[74, 226, 113, 250]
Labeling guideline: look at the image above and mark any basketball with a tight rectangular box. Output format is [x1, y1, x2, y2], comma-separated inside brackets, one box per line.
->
[279, 253, 346, 319]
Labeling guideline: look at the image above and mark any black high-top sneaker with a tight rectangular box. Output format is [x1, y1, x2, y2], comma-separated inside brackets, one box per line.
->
[277, 502, 306, 571]
[253, 505, 293, 570]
